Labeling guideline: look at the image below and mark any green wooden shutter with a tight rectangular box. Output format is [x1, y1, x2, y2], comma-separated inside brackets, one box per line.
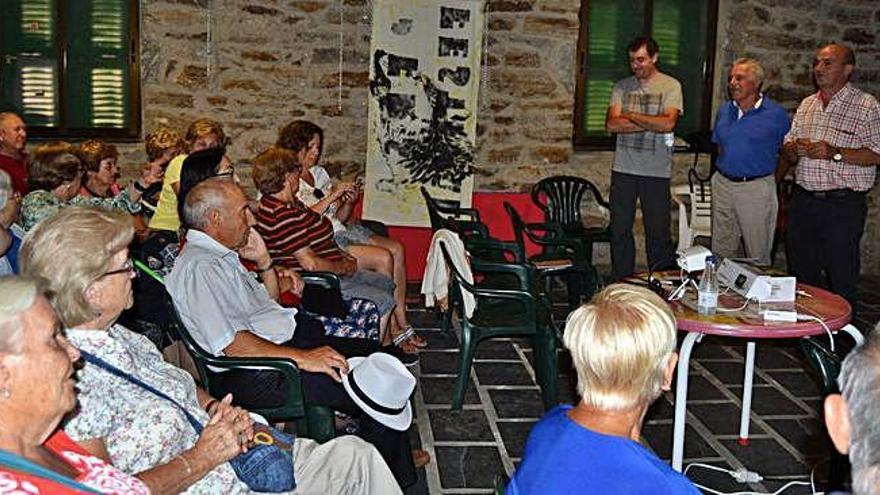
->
[653, 0, 712, 137]
[581, 0, 645, 137]
[0, 0, 59, 127]
[66, 0, 131, 129]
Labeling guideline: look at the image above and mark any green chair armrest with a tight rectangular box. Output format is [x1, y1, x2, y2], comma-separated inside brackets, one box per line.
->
[300, 271, 341, 290]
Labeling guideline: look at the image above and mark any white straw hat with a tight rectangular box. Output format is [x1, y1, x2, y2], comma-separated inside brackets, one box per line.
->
[342, 353, 415, 431]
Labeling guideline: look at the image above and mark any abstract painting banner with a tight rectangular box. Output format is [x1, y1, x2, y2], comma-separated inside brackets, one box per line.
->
[363, 0, 484, 227]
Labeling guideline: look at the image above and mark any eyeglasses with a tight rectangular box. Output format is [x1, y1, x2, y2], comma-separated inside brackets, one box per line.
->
[101, 259, 137, 278]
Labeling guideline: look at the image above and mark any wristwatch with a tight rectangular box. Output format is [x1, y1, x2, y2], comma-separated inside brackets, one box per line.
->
[832, 149, 843, 162]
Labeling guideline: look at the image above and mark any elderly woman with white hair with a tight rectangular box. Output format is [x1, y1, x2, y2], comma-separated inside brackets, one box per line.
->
[507, 284, 699, 494]
[0, 169, 23, 275]
[21, 206, 400, 494]
[0, 277, 149, 493]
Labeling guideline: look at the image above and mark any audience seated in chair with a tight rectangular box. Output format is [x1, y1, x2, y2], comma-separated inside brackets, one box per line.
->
[166, 177, 427, 488]
[20, 142, 161, 232]
[250, 147, 418, 362]
[20, 205, 398, 494]
[824, 324, 880, 495]
[0, 170, 22, 275]
[277, 121, 426, 353]
[0, 276, 150, 494]
[507, 284, 698, 494]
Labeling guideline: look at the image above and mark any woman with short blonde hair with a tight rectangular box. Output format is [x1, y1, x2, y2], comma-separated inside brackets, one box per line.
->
[508, 284, 698, 495]
[19, 207, 133, 327]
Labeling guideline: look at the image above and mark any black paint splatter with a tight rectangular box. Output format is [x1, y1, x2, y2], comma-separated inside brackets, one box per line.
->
[370, 49, 474, 192]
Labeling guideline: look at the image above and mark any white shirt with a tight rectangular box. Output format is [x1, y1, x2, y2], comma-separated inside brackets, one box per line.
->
[166, 229, 298, 356]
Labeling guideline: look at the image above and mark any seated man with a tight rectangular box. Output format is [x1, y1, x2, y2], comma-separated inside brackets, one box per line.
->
[507, 284, 699, 494]
[166, 178, 423, 489]
[824, 327, 880, 495]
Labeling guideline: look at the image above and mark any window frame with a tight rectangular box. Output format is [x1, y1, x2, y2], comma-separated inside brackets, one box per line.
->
[2, 0, 142, 141]
[572, 0, 719, 151]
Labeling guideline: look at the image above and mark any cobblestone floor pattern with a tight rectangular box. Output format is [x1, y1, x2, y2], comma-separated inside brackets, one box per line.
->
[401, 277, 880, 494]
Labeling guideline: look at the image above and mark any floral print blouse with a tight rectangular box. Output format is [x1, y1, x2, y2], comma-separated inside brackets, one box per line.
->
[64, 325, 250, 494]
[21, 189, 140, 232]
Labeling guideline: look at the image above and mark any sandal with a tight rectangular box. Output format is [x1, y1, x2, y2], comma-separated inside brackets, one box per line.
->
[393, 326, 428, 349]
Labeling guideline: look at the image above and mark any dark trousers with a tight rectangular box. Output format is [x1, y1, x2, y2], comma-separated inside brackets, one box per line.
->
[215, 313, 417, 488]
[786, 187, 866, 305]
[610, 171, 675, 280]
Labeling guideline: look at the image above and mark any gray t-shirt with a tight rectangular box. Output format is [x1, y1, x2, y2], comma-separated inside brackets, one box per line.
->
[610, 72, 683, 178]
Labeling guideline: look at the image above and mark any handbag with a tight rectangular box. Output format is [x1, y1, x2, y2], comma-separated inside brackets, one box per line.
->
[80, 351, 296, 493]
[301, 283, 348, 318]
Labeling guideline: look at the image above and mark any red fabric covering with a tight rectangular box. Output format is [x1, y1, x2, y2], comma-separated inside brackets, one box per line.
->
[0, 153, 27, 195]
[0, 429, 148, 494]
[356, 192, 544, 281]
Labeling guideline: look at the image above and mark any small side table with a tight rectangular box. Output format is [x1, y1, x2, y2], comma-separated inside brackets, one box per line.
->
[625, 272, 859, 472]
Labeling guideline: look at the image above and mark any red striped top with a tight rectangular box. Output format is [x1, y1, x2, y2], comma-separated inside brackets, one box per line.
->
[255, 195, 344, 269]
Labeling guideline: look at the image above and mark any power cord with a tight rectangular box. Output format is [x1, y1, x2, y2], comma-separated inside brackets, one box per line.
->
[684, 463, 816, 495]
[797, 314, 835, 352]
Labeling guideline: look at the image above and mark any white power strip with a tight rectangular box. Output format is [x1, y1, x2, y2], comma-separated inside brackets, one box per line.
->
[763, 310, 798, 322]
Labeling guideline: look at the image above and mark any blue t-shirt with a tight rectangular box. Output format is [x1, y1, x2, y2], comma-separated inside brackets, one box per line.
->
[507, 405, 699, 495]
[711, 96, 791, 179]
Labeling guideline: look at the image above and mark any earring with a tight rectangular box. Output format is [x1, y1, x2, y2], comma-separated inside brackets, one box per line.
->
[0, 388, 10, 399]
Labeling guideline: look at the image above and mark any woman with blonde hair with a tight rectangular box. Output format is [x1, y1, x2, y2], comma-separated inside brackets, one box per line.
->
[507, 284, 698, 494]
[149, 117, 228, 236]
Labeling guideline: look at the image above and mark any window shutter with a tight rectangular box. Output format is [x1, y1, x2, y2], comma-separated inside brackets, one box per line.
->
[66, 0, 131, 129]
[581, 0, 645, 137]
[0, 0, 59, 126]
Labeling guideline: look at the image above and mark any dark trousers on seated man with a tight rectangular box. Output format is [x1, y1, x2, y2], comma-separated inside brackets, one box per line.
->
[786, 187, 866, 307]
[215, 312, 417, 488]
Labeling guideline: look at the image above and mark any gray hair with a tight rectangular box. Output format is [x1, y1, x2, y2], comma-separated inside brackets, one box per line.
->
[20, 207, 133, 328]
[732, 57, 765, 88]
[837, 325, 880, 494]
[0, 169, 11, 210]
[182, 177, 234, 230]
[0, 277, 42, 353]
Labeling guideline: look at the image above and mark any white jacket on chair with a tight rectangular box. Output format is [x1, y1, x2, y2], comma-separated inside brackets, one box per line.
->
[421, 229, 476, 318]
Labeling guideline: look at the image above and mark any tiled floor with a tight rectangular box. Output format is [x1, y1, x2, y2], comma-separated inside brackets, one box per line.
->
[402, 276, 880, 494]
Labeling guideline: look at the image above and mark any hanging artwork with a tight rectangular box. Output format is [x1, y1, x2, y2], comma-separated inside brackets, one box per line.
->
[363, 0, 485, 227]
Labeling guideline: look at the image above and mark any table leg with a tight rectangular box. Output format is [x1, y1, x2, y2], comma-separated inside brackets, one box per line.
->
[840, 323, 864, 346]
[739, 341, 756, 446]
[672, 331, 702, 472]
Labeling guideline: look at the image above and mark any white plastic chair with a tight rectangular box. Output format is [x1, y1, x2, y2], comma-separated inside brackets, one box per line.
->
[671, 179, 712, 250]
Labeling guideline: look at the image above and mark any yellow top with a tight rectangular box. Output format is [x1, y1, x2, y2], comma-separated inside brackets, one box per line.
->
[148, 154, 186, 232]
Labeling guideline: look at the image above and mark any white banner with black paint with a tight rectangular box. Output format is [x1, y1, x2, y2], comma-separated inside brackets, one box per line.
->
[363, 0, 483, 227]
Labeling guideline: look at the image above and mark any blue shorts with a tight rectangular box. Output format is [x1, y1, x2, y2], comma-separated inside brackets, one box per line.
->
[339, 270, 396, 315]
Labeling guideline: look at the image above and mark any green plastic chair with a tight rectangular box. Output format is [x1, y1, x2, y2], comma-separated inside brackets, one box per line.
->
[439, 243, 558, 411]
[504, 201, 598, 310]
[531, 176, 611, 265]
[133, 260, 336, 442]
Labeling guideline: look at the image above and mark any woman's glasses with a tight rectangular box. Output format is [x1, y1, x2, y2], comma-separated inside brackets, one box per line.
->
[101, 259, 137, 278]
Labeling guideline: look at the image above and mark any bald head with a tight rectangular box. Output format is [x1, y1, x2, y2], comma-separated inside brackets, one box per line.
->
[182, 178, 240, 230]
[0, 112, 26, 156]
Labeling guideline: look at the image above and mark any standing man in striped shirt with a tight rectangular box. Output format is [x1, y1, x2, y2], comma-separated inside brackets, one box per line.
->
[781, 43, 880, 304]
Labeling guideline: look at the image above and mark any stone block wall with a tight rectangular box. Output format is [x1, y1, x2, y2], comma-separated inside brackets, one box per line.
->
[105, 0, 878, 272]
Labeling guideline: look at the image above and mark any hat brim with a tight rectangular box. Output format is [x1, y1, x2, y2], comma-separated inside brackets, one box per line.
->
[342, 356, 413, 431]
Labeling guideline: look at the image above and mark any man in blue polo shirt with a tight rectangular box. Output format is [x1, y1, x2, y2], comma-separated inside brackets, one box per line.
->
[711, 58, 790, 265]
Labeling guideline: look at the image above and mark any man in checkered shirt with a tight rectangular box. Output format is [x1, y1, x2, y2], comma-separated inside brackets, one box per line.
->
[781, 43, 880, 305]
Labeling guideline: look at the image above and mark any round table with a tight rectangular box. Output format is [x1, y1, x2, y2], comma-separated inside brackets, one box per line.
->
[625, 272, 860, 472]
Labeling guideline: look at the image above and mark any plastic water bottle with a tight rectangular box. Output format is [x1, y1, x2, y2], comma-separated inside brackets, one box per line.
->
[697, 255, 719, 315]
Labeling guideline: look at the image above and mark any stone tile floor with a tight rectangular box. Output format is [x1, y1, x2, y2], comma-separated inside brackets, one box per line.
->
[401, 276, 880, 494]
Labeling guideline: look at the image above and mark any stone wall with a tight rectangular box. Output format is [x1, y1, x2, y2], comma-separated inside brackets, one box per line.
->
[108, 0, 879, 272]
